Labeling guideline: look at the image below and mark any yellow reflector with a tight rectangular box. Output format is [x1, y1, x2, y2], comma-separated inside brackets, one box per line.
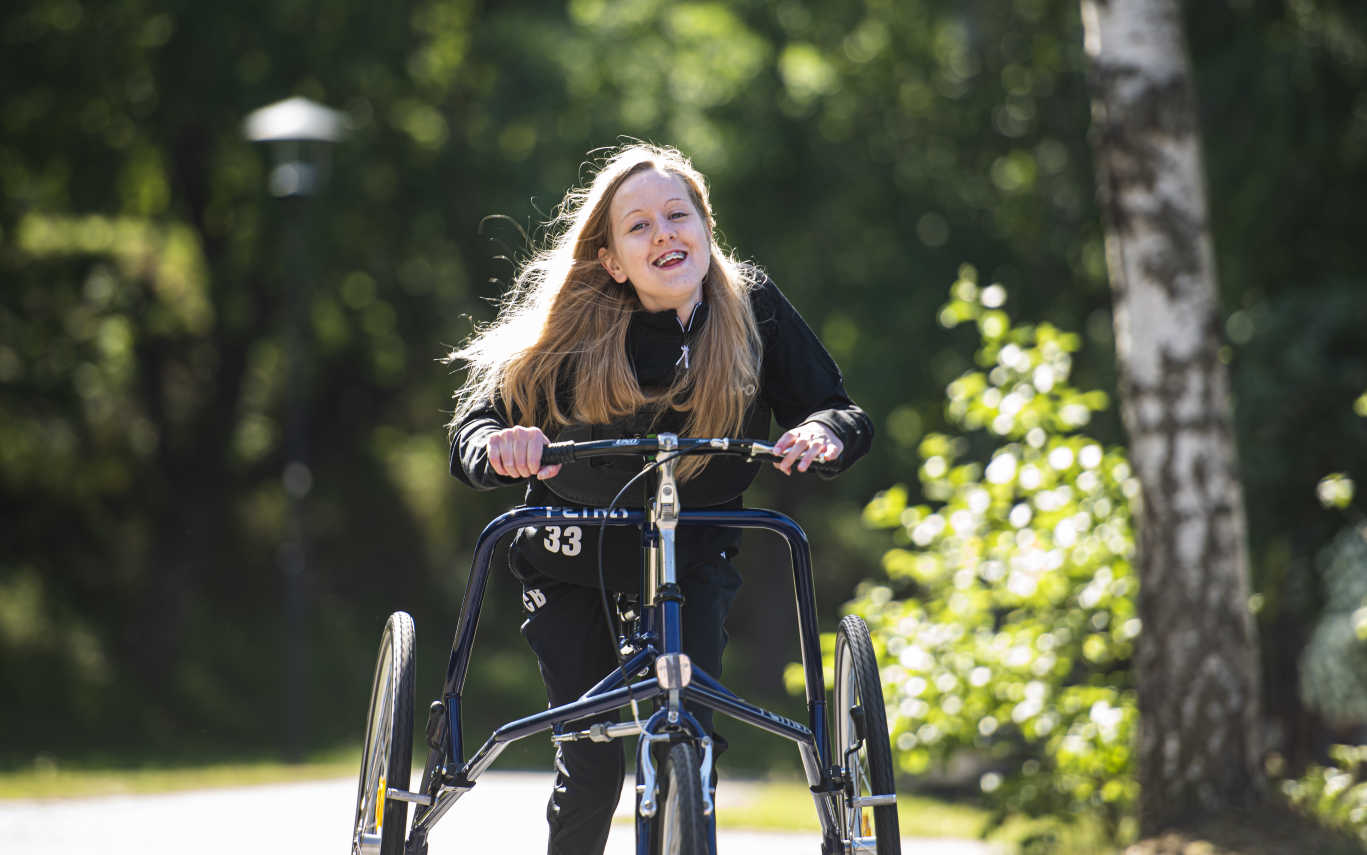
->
[377, 775, 386, 829]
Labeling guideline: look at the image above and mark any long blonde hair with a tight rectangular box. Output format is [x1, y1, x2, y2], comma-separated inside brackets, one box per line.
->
[448, 143, 762, 479]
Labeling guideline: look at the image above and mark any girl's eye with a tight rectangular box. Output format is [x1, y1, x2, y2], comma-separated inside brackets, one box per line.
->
[629, 221, 647, 232]
[669, 210, 688, 220]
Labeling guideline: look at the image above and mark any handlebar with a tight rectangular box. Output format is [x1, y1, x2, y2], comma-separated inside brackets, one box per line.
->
[539, 436, 843, 478]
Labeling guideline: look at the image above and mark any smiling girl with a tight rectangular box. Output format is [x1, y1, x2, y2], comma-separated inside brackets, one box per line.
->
[447, 143, 872, 855]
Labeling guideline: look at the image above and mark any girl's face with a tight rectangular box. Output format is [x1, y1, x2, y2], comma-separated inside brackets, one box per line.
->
[598, 169, 711, 321]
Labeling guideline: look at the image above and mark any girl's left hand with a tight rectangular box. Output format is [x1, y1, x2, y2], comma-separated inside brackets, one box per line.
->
[773, 422, 843, 475]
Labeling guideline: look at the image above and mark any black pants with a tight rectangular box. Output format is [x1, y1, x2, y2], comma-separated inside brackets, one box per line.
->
[516, 551, 741, 855]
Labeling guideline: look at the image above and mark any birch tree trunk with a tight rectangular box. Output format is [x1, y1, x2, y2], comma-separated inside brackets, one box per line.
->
[1079, 0, 1263, 833]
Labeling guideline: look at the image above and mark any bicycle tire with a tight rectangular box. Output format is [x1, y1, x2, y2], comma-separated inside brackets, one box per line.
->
[833, 614, 900, 855]
[352, 611, 416, 855]
[648, 741, 709, 855]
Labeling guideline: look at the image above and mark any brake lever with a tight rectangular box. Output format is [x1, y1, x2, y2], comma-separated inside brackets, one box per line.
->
[749, 441, 843, 478]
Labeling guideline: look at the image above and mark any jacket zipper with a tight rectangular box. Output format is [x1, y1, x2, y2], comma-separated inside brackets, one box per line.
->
[675, 300, 702, 370]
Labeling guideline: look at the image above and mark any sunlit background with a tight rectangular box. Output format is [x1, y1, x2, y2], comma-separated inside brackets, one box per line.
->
[3, 0, 1367, 846]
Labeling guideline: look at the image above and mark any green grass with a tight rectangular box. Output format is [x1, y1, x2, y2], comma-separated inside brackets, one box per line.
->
[713, 779, 992, 839]
[0, 748, 360, 799]
[705, 778, 1117, 854]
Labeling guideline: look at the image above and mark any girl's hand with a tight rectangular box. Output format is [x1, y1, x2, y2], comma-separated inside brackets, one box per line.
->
[772, 422, 843, 475]
[487, 425, 562, 480]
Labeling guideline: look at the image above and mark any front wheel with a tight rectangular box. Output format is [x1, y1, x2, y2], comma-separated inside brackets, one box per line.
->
[648, 741, 709, 855]
[833, 614, 900, 855]
[352, 611, 416, 855]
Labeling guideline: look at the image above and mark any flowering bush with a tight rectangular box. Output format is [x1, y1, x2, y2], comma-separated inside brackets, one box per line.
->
[1281, 744, 1367, 847]
[850, 268, 1140, 838]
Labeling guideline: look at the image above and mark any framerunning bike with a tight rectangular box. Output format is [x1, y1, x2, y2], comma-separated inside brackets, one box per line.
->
[350, 433, 900, 855]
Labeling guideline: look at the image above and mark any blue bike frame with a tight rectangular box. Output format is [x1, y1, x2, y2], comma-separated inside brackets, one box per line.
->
[408, 457, 845, 853]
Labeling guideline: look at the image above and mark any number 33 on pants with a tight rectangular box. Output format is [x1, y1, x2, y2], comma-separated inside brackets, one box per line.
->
[542, 525, 582, 556]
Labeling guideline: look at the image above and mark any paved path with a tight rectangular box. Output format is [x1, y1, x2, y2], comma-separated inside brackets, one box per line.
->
[0, 771, 1001, 854]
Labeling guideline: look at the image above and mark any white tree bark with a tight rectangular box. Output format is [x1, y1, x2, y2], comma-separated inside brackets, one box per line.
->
[1080, 0, 1263, 833]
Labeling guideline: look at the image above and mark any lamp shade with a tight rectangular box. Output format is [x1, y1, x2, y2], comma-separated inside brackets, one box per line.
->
[243, 96, 347, 144]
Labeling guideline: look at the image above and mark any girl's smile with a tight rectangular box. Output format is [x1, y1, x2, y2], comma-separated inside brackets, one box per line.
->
[653, 250, 687, 269]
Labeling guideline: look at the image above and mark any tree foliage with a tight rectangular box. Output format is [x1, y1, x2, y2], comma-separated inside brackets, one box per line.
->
[1, 0, 1365, 776]
[848, 271, 1138, 839]
[1282, 744, 1367, 849]
[0, 0, 1108, 759]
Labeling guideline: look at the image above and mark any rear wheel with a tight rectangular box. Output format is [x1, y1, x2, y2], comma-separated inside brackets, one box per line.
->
[648, 741, 709, 855]
[833, 614, 900, 854]
[352, 611, 416, 855]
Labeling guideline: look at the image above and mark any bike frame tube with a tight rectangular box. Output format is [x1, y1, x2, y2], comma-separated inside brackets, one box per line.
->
[682, 678, 812, 744]
[462, 678, 662, 780]
[412, 675, 665, 837]
[435, 506, 645, 771]
[429, 505, 833, 789]
[583, 646, 657, 697]
[682, 508, 833, 776]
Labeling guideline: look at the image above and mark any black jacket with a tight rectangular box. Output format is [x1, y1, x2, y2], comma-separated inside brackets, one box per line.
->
[449, 273, 873, 589]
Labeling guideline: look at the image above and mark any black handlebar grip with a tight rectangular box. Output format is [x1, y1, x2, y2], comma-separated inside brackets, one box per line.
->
[540, 441, 576, 466]
[806, 459, 844, 478]
[764, 451, 842, 478]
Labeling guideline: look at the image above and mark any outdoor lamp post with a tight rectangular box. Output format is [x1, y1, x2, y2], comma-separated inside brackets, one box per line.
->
[244, 96, 346, 758]
[243, 96, 347, 196]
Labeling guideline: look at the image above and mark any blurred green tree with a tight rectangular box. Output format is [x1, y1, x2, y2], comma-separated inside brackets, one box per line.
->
[1, 0, 1364, 778]
[0, 0, 1111, 761]
[1187, 0, 1367, 775]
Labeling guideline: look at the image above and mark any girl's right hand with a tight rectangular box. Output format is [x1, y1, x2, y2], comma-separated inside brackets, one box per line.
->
[487, 425, 562, 480]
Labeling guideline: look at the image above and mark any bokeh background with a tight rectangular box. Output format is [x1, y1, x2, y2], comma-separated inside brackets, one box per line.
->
[3, 0, 1365, 813]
